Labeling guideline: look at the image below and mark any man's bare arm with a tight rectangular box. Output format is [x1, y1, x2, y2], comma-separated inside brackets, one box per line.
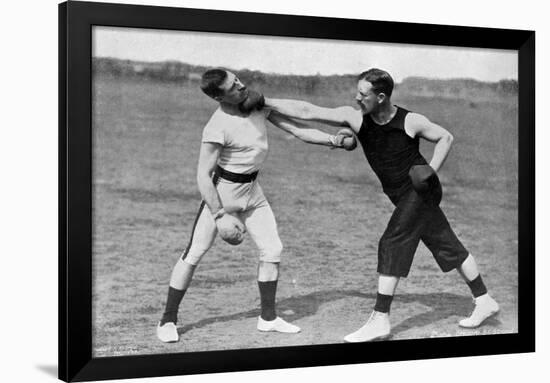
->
[267, 113, 347, 147]
[265, 98, 362, 133]
[196, 142, 223, 213]
[405, 113, 454, 172]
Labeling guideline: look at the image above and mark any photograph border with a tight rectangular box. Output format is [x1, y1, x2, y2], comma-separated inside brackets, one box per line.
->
[59, 1, 535, 381]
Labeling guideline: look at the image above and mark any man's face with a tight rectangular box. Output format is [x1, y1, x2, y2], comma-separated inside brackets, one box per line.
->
[355, 80, 382, 114]
[216, 71, 249, 105]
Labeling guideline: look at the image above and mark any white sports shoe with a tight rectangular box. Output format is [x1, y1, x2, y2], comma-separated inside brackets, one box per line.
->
[459, 294, 500, 328]
[344, 311, 391, 343]
[257, 317, 301, 333]
[156, 322, 179, 343]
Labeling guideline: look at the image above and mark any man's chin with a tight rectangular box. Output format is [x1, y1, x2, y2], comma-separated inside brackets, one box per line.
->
[226, 98, 244, 106]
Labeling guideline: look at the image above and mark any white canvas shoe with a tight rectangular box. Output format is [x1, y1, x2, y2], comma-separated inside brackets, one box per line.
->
[344, 311, 391, 343]
[257, 317, 301, 333]
[459, 294, 500, 328]
[156, 322, 179, 343]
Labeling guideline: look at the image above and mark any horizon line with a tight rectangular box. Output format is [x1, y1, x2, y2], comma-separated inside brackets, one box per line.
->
[93, 56, 518, 84]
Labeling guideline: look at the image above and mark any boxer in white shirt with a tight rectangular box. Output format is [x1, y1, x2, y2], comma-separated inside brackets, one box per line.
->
[157, 69, 355, 343]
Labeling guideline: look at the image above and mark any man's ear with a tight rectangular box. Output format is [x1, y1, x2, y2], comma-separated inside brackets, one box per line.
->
[377, 92, 387, 104]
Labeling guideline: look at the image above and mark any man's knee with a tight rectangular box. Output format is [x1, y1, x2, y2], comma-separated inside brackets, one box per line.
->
[377, 236, 416, 278]
[176, 257, 197, 268]
[181, 244, 210, 265]
[259, 241, 283, 263]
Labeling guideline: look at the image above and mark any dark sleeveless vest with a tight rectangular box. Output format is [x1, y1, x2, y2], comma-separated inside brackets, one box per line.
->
[356, 106, 428, 201]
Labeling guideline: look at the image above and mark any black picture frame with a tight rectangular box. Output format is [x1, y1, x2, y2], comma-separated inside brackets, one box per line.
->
[59, 1, 535, 381]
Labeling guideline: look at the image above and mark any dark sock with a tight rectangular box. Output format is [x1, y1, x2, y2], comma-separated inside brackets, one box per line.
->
[160, 287, 186, 325]
[374, 293, 394, 313]
[258, 280, 278, 321]
[467, 274, 488, 298]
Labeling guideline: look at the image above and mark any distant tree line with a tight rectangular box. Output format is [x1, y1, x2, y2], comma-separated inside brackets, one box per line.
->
[93, 57, 518, 99]
[397, 76, 518, 99]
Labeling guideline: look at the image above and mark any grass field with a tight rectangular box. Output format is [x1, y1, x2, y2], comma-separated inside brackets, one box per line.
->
[91, 76, 518, 357]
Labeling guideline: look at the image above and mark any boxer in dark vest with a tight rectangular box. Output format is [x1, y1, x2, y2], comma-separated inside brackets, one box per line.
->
[260, 68, 499, 342]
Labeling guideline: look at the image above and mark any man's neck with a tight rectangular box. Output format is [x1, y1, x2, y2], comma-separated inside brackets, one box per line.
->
[371, 103, 397, 125]
[220, 102, 247, 117]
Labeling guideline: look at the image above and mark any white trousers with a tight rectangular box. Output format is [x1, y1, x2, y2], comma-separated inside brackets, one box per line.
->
[182, 179, 283, 265]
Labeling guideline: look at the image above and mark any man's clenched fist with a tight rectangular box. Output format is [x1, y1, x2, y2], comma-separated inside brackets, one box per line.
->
[329, 128, 357, 150]
[215, 212, 246, 245]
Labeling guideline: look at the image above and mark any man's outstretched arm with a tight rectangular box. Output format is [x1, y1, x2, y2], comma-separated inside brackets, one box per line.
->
[265, 98, 362, 132]
[267, 112, 355, 149]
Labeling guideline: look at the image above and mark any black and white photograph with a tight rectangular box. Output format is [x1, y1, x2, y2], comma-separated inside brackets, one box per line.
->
[91, 25, 519, 357]
[3, 0, 547, 382]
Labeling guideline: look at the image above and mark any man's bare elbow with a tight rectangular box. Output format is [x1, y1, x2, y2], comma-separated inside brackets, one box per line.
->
[446, 132, 454, 145]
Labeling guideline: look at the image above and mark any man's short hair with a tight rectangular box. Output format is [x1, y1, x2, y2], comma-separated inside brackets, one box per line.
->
[358, 68, 394, 98]
[200, 69, 228, 98]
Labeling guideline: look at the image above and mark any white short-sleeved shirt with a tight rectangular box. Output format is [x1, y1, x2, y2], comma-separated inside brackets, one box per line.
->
[202, 108, 271, 174]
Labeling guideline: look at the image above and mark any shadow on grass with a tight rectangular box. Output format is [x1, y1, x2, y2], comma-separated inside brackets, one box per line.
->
[391, 293, 502, 335]
[178, 290, 499, 336]
[178, 289, 367, 334]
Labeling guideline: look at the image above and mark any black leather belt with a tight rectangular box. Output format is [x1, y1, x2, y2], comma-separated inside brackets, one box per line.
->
[214, 166, 258, 183]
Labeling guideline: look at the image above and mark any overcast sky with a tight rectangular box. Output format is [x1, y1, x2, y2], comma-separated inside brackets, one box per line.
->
[93, 26, 517, 82]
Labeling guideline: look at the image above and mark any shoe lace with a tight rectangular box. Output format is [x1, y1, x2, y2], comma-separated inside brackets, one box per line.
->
[367, 311, 381, 323]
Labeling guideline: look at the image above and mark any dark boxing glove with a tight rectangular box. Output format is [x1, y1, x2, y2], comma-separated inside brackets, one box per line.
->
[328, 128, 357, 151]
[409, 165, 442, 205]
[336, 128, 358, 151]
[238, 90, 265, 113]
[214, 210, 246, 246]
